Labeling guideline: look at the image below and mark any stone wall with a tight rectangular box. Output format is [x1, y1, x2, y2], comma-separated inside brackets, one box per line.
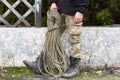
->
[0, 27, 120, 68]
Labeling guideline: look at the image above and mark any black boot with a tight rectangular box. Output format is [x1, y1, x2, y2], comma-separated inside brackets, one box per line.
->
[62, 57, 80, 78]
[23, 53, 44, 74]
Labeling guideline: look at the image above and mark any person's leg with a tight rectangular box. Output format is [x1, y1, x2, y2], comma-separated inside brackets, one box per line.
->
[62, 14, 82, 78]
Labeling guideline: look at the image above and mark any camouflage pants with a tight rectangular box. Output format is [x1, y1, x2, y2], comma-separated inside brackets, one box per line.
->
[60, 14, 82, 58]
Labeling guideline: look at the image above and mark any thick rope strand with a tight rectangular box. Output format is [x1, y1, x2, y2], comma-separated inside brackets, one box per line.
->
[38, 10, 69, 77]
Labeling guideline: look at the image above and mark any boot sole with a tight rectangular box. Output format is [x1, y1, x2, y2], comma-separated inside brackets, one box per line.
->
[62, 71, 80, 78]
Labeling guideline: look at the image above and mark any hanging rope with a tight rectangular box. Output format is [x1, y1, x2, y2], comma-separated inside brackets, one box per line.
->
[38, 10, 69, 77]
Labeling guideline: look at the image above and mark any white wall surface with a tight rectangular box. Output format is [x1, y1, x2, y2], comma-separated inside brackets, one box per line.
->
[0, 27, 120, 68]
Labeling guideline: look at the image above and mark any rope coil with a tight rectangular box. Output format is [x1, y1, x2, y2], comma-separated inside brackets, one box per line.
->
[38, 10, 69, 77]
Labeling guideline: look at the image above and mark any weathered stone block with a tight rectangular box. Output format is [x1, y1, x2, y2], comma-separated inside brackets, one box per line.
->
[0, 27, 120, 68]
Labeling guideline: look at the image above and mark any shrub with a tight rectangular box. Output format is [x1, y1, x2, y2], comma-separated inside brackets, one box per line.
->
[96, 9, 114, 25]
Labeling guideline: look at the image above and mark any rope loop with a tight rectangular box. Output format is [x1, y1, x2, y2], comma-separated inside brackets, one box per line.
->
[38, 10, 69, 77]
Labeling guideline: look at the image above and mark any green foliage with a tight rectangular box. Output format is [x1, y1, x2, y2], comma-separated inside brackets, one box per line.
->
[96, 9, 114, 25]
[0, 67, 120, 80]
[108, 0, 120, 24]
[84, 0, 120, 26]
[0, 0, 120, 26]
[0, 67, 35, 80]
[0, 0, 48, 27]
[41, 17, 47, 27]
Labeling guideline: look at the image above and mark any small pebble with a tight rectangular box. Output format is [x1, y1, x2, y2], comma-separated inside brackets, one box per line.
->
[96, 71, 103, 76]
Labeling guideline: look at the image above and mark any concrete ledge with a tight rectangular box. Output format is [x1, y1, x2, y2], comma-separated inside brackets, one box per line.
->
[0, 27, 120, 68]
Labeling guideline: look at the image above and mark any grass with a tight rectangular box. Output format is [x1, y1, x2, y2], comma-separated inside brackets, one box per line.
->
[69, 72, 120, 80]
[0, 67, 35, 80]
[0, 67, 120, 80]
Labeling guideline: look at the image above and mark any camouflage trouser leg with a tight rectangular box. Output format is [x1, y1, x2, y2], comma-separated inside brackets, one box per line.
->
[60, 14, 82, 59]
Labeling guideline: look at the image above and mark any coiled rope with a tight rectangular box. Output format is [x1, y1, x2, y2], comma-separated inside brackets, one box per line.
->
[38, 10, 69, 77]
